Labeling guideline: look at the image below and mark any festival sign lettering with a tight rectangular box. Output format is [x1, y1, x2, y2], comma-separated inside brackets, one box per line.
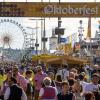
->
[0, 2, 100, 17]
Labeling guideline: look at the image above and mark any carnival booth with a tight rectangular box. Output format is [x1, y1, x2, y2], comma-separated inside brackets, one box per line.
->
[32, 54, 88, 68]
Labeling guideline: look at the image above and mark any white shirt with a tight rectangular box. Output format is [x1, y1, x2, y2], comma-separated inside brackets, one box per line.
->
[57, 69, 69, 80]
[4, 85, 27, 100]
[84, 83, 100, 92]
[80, 81, 89, 92]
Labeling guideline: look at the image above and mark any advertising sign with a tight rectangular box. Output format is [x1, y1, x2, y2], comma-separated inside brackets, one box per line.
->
[0, 2, 100, 17]
[49, 37, 58, 50]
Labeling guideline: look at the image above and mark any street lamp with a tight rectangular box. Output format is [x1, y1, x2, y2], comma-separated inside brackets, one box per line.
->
[58, 0, 62, 44]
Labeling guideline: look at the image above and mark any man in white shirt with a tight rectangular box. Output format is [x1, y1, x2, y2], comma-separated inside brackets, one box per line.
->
[57, 64, 69, 80]
[84, 73, 100, 92]
[79, 74, 89, 92]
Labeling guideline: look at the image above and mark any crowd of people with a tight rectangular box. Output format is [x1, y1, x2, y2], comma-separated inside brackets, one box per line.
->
[0, 63, 100, 100]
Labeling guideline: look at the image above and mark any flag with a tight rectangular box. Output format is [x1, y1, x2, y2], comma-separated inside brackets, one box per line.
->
[72, 33, 77, 47]
[87, 17, 91, 39]
[69, 35, 72, 43]
[69, 35, 72, 47]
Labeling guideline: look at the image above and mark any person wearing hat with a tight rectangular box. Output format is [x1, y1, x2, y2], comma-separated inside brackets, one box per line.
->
[84, 73, 100, 100]
[84, 73, 100, 92]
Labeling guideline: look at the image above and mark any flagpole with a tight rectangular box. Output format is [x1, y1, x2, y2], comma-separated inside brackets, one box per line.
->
[41, 0, 43, 53]
[58, 0, 62, 43]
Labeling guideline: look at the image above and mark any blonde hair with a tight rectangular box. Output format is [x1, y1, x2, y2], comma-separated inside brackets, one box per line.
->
[43, 77, 51, 86]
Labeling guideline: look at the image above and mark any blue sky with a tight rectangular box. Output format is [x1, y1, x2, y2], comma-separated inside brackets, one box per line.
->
[0, 0, 100, 50]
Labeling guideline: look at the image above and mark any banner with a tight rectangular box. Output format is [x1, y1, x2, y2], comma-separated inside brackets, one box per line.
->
[49, 37, 58, 50]
[0, 2, 100, 17]
[68, 35, 72, 47]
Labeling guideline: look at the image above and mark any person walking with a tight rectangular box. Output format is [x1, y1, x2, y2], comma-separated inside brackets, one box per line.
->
[38, 77, 58, 100]
[57, 81, 76, 100]
[25, 70, 33, 100]
[84, 73, 100, 100]
[4, 77, 27, 100]
[12, 66, 28, 91]
[34, 66, 47, 100]
[0, 71, 12, 100]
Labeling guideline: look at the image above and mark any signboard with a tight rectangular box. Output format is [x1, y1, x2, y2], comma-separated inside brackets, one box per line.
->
[0, 2, 100, 17]
[49, 37, 58, 50]
[60, 38, 67, 43]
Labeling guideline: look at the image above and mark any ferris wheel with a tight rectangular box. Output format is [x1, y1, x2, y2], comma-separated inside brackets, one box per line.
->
[0, 18, 30, 61]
